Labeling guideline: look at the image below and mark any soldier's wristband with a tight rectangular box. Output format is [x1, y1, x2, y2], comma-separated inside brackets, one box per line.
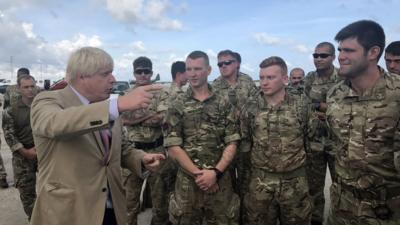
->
[210, 168, 224, 180]
[313, 102, 321, 111]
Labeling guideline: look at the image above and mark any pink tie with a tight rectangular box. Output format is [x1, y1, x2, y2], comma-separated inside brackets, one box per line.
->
[100, 129, 110, 166]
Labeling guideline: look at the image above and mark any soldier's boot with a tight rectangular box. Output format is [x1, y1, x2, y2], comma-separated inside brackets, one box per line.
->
[0, 178, 9, 188]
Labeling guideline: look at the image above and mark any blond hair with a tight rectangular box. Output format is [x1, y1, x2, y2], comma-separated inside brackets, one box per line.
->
[66, 47, 114, 84]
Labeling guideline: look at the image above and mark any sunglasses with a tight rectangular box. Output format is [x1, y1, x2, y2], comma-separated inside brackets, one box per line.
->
[312, 53, 331, 59]
[217, 60, 236, 67]
[134, 69, 152, 75]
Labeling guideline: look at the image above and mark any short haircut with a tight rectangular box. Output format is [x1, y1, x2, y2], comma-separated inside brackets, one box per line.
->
[217, 49, 236, 60]
[385, 41, 400, 56]
[17, 74, 35, 86]
[233, 52, 242, 63]
[171, 61, 186, 80]
[335, 20, 385, 60]
[315, 42, 335, 55]
[187, 50, 209, 66]
[66, 47, 114, 84]
[17, 68, 30, 77]
[259, 56, 288, 75]
[290, 67, 305, 77]
[133, 56, 152, 70]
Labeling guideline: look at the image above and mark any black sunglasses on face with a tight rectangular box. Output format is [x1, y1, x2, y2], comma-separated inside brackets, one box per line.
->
[217, 60, 236, 67]
[312, 53, 331, 59]
[134, 69, 152, 75]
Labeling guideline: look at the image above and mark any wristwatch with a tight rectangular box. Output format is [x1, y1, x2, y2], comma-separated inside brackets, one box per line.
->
[210, 168, 224, 180]
[313, 102, 321, 111]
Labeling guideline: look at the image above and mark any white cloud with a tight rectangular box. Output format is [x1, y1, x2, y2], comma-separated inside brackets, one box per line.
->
[293, 44, 312, 53]
[130, 41, 146, 52]
[254, 32, 282, 45]
[254, 32, 312, 55]
[53, 34, 102, 53]
[0, 13, 105, 82]
[105, 0, 183, 31]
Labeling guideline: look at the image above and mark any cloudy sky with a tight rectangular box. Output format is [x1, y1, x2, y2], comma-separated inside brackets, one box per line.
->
[0, 0, 399, 83]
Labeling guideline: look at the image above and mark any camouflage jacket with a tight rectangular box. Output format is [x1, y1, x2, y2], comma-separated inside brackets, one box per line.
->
[167, 82, 184, 105]
[304, 68, 341, 138]
[240, 90, 308, 172]
[326, 68, 400, 189]
[212, 72, 257, 114]
[287, 80, 305, 96]
[3, 85, 19, 109]
[163, 85, 240, 169]
[2, 96, 34, 152]
[121, 85, 169, 143]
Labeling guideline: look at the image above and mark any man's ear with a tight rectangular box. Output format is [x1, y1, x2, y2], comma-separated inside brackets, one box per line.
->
[368, 46, 381, 61]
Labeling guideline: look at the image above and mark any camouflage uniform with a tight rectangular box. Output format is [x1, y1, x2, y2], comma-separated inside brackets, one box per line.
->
[3, 85, 20, 109]
[0, 150, 7, 183]
[326, 68, 400, 225]
[164, 85, 241, 225]
[240, 90, 311, 225]
[0, 95, 8, 187]
[287, 80, 305, 96]
[2, 96, 37, 219]
[3, 85, 40, 109]
[212, 73, 257, 196]
[303, 67, 341, 223]
[121, 86, 171, 225]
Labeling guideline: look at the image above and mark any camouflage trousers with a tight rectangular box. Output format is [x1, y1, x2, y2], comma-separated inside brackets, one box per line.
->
[169, 169, 240, 225]
[327, 182, 400, 225]
[123, 156, 176, 225]
[233, 149, 252, 225]
[12, 152, 37, 219]
[306, 137, 335, 223]
[243, 167, 312, 225]
[0, 152, 7, 179]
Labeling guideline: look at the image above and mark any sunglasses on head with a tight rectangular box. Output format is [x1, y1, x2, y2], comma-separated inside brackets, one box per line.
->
[134, 69, 152, 75]
[312, 53, 331, 59]
[217, 60, 235, 67]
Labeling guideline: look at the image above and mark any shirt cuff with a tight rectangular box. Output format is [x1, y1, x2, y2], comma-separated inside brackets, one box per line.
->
[109, 97, 119, 121]
[11, 143, 24, 153]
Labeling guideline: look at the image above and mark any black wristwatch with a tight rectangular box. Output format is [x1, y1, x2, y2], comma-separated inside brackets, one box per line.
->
[210, 168, 224, 180]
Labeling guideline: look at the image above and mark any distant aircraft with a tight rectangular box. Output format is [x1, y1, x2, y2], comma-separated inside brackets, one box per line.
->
[130, 73, 160, 85]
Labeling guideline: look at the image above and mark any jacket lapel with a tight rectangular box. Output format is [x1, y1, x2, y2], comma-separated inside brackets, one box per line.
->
[61, 85, 107, 156]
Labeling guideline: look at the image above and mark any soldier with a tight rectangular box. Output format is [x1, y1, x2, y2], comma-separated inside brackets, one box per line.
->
[3, 67, 30, 109]
[121, 56, 170, 225]
[169, 61, 187, 100]
[288, 67, 305, 95]
[241, 56, 311, 225]
[2, 75, 38, 219]
[384, 41, 400, 75]
[164, 50, 241, 225]
[0, 94, 8, 188]
[212, 50, 256, 224]
[0, 153, 8, 188]
[303, 41, 341, 225]
[326, 20, 400, 225]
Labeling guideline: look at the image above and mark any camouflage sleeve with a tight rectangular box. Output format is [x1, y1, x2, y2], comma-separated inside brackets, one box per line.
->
[120, 126, 147, 177]
[3, 87, 11, 109]
[303, 72, 314, 99]
[223, 102, 241, 144]
[394, 119, 400, 173]
[1, 109, 23, 152]
[239, 103, 252, 153]
[163, 99, 183, 147]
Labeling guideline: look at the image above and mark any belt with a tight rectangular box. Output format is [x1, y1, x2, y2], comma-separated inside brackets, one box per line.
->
[253, 166, 306, 179]
[339, 181, 400, 201]
[134, 136, 163, 150]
